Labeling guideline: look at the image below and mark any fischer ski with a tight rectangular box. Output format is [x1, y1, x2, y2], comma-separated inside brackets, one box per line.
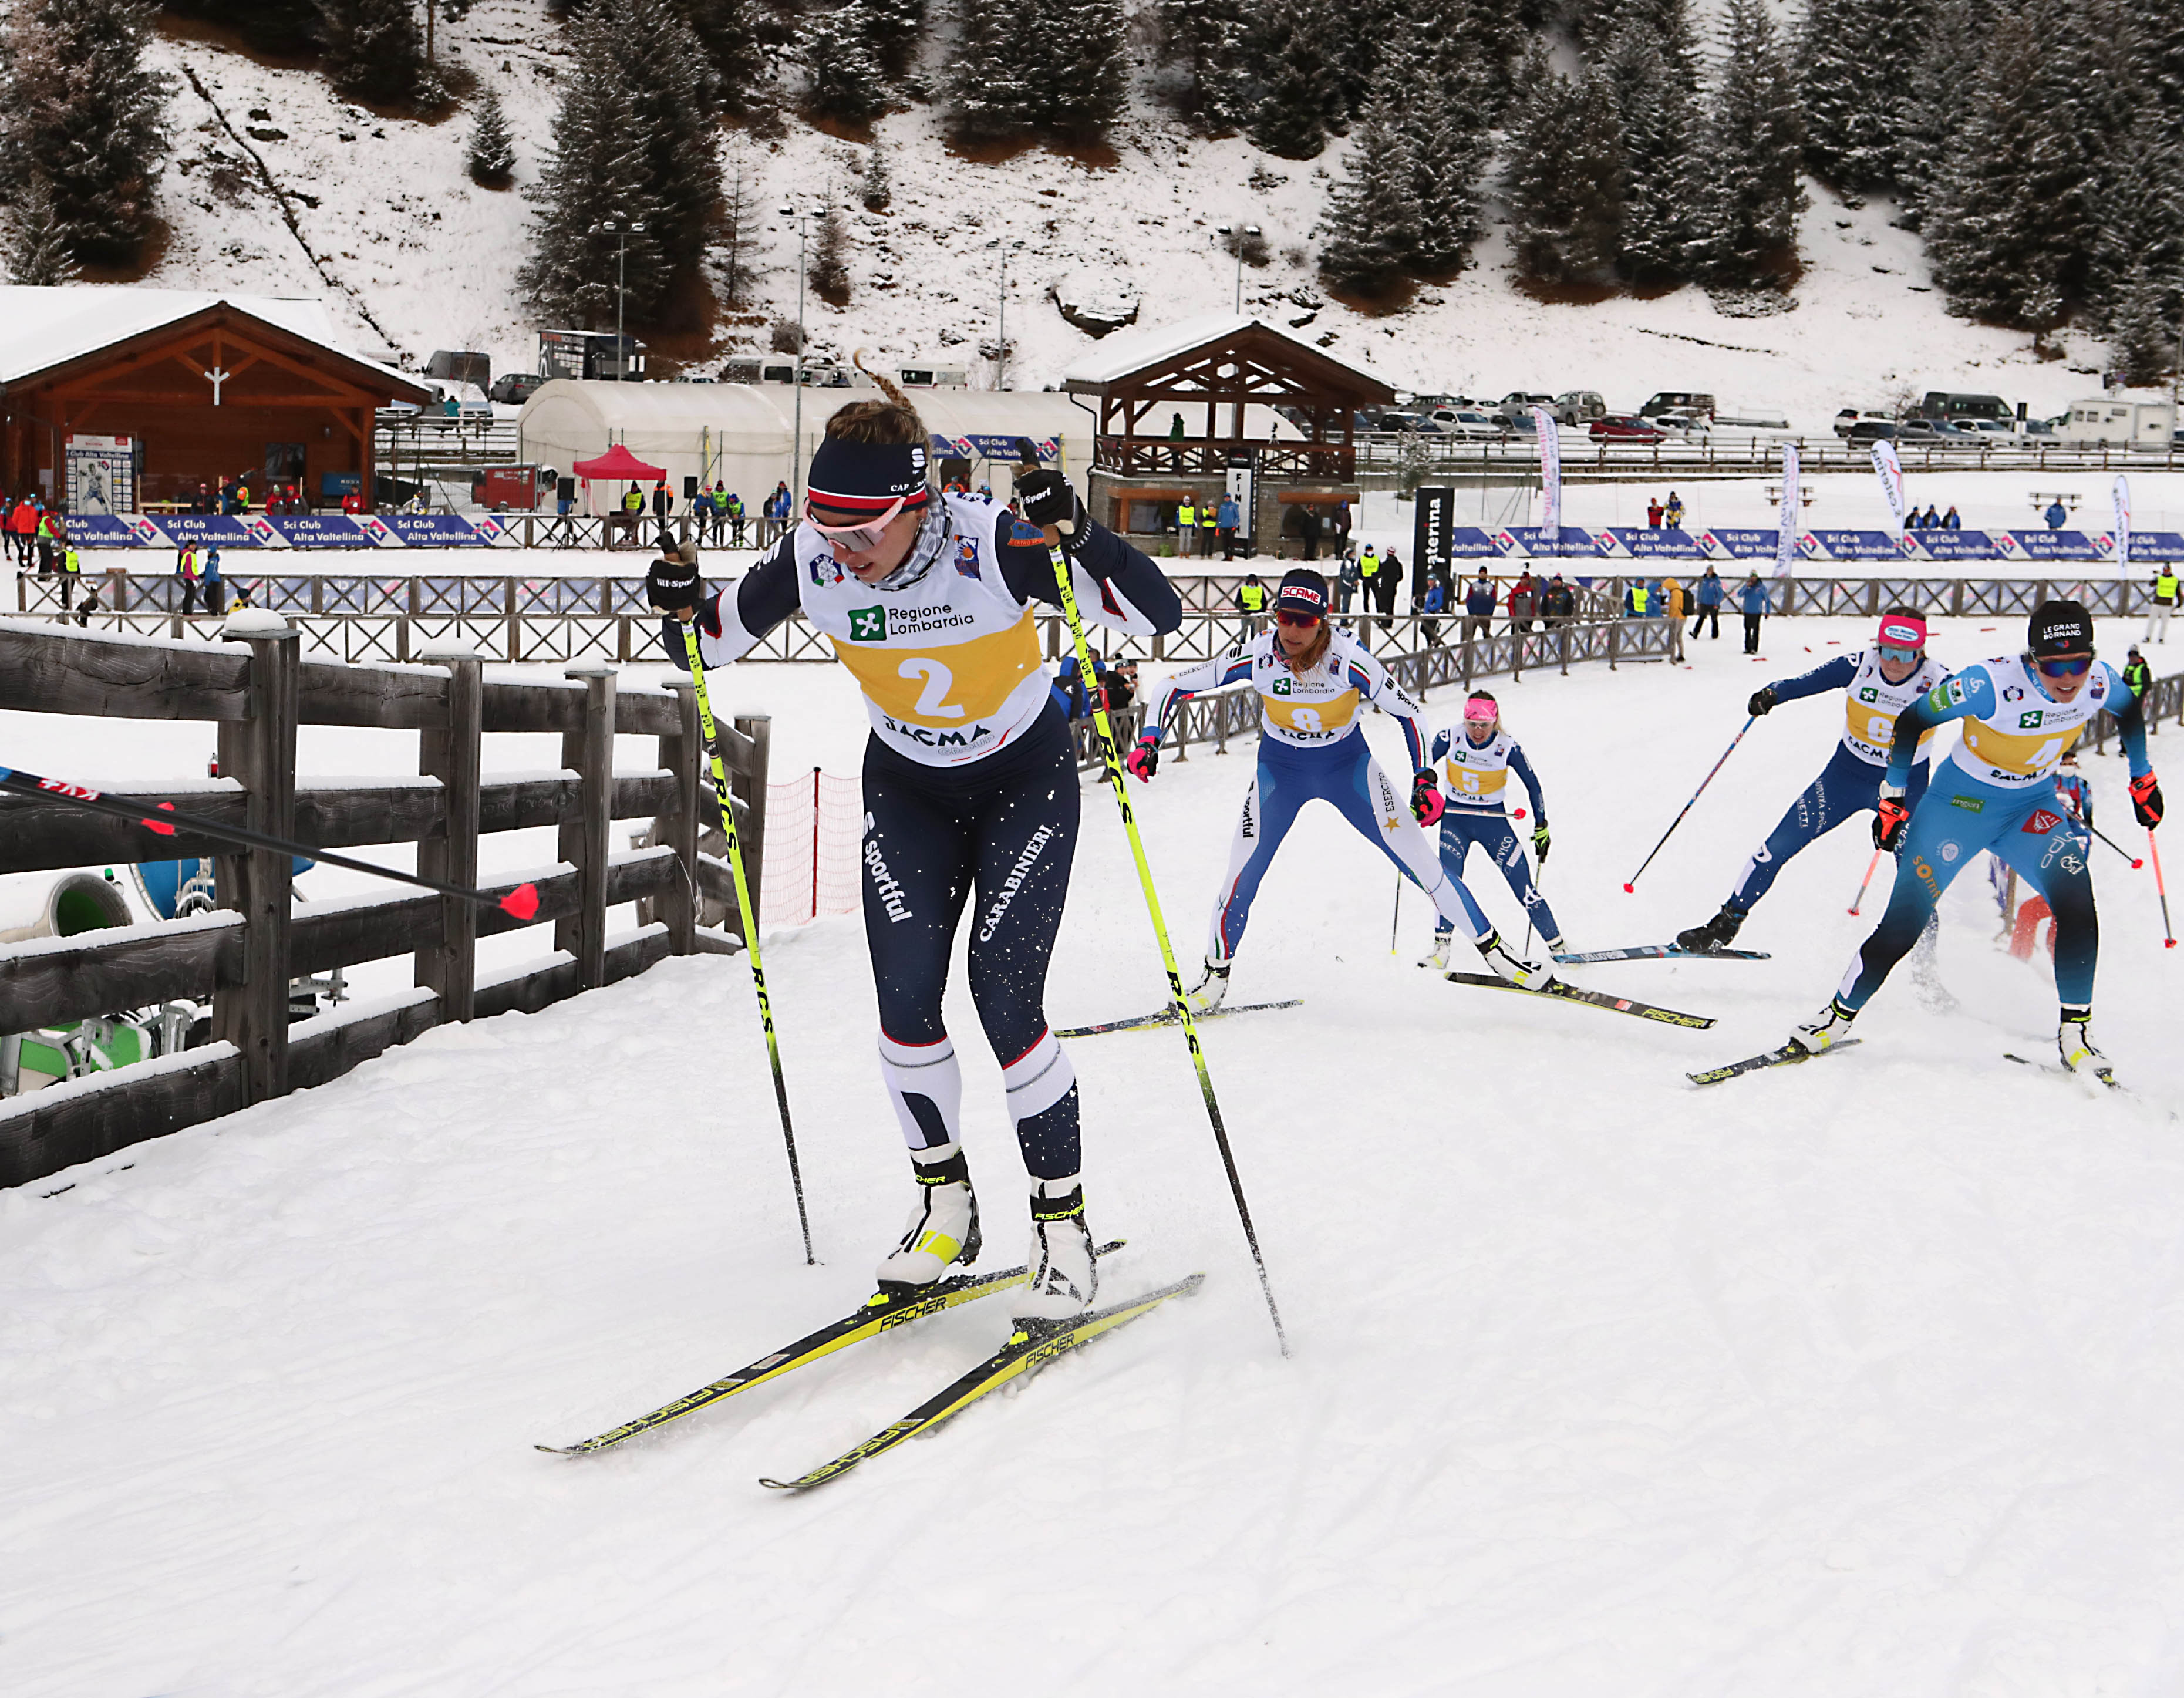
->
[1057, 999, 1301, 1038]
[1688, 1039, 1861, 1086]
[1443, 972, 1715, 1029]
[2003, 1052, 2122, 1092]
[538, 1241, 1125, 1456]
[760, 1272, 1204, 1493]
[1552, 944, 1771, 964]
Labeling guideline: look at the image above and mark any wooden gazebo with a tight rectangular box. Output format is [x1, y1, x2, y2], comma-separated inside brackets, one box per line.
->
[1061, 313, 1396, 481]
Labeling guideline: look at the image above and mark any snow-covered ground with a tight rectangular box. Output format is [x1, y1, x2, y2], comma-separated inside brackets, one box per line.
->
[6, 616, 2184, 1693]
[132, 4, 2138, 441]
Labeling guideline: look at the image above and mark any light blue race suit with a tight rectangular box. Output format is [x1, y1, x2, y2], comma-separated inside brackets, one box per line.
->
[1836, 653, 2151, 1012]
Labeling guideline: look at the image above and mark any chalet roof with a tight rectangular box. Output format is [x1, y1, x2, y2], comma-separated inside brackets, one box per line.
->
[1060, 313, 1396, 402]
[0, 287, 427, 400]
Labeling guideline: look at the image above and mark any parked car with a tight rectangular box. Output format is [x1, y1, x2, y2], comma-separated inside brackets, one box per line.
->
[1555, 390, 1606, 425]
[1640, 390, 1717, 420]
[1497, 390, 1556, 422]
[1953, 418, 2018, 447]
[1590, 413, 1663, 441]
[490, 372, 545, 405]
[1438, 409, 1508, 440]
[1845, 419, 1899, 444]
[1834, 407, 1894, 437]
[1896, 418, 1981, 447]
[1644, 407, 1711, 439]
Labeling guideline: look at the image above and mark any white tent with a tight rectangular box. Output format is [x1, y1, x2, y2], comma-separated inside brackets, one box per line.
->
[517, 380, 1099, 506]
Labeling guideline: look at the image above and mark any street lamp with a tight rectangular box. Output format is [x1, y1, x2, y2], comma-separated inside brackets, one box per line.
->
[990, 237, 1023, 390]
[776, 203, 818, 506]
[1216, 224, 1261, 315]
[588, 218, 647, 379]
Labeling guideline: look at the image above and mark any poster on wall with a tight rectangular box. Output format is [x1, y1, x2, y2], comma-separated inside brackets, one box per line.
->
[65, 433, 136, 515]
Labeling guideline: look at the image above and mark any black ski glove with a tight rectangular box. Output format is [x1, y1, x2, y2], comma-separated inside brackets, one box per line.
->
[647, 552, 703, 618]
[1013, 468, 1082, 538]
[1748, 685, 1778, 716]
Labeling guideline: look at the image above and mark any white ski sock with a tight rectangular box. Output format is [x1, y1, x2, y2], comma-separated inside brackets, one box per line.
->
[879, 1031, 962, 1155]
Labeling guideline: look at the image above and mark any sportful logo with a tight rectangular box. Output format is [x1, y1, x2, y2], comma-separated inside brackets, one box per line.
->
[863, 828, 912, 922]
[849, 607, 887, 641]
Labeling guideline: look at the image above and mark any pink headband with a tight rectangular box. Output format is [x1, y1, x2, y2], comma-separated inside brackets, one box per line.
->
[1876, 614, 1927, 649]
[1464, 697, 1498, 723]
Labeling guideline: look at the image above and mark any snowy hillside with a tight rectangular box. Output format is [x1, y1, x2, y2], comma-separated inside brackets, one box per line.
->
[6, 618, 2184, 1692]
[131, 3, 2123, 434]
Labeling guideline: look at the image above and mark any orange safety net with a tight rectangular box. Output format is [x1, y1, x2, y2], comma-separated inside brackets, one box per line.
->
[760, 769, 864, 927]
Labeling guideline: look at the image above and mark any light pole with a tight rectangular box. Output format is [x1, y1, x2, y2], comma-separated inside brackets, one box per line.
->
[990, 237, 1023, 390]
[777, 204, 817, 506]
[1216, 224, 1260, 315]
[589, 218, 647, 378]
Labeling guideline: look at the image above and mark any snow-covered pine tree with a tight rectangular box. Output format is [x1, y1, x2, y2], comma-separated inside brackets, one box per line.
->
[1393, 0, 1492, 276]
[0, 0, 173, 269]
[1504, 46, 1624, 284]
[7, 177, 79, 285]
[316, 0, 432, 109]
[2083, 112, 2184, 328]
[611, 0, 722, 281]
[1459, 0, 1528, 107]
[466, 87, 516, 188]
[674, 0, 767, 119]
[1157, 0, 1252, 134]
[942, 0, 1042, 142]
[2105, 262, 2176, 383]
[811, 198, 851, 305]
[1924, 1, 2091, 325]
[1034, 0, 1128, 143]
[1247, 0, 1347, 160]
[1314, 93, 1421, 297]
[1602, 13, 1703, 284]
[805, 0, 888, 128]
[1697, 0, 1804, 290]
[520, 1, 671, 326]
[1333, 0, 1401, 123]
[861, 140, 892, 210]
[1891, 0, 1982, 227]
[860, 0, 927, 79]
[2128, 0, 2184, 149]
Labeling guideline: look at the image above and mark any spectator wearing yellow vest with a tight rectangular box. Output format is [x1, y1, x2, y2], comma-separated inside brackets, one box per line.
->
[177, 541, 201, 615]
[58, 541, 80, 614]
[1176, 496, 1198, 558]
[1234, 571, 1268, 639]
[2149, 563, 2178, 644]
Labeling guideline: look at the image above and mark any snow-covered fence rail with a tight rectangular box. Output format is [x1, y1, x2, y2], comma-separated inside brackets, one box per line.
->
[0, 620, 771, 1191]
[1354, 435, 2184, 479]
[2091, 671, 2184, 755]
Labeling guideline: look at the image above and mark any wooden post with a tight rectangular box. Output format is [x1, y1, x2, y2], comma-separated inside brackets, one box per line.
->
[416, 642, 482, 1019]
[213, 609, 299, 1104]
[731, 711, 771, 925]
[560, 662, 616, 988]
[659, 678, 702, 954]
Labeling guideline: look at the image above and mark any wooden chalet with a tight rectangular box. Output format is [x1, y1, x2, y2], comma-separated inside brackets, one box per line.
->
[1061, 314, 1396, 556]
[0, 288, 432, 511]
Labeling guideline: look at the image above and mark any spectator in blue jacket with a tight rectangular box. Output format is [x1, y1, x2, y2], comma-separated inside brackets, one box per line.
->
[1462, 570, 1497, 642]
[1215, 491, 1242, 560]
[1691, 565, 1725, 640]
[1738, 571, 1770, 653]
[1943, 505, 1961, 529]
[2044, 499, 2068, 530]
[1420, 571, 1448, 646]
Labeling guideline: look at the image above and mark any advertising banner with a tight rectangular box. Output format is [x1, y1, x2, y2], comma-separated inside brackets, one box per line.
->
[269, 514, 374, 548]
[1910, 529, 2000, 561]
[1869, 440, 1906, 530]
[1605, 527, 1705, 558]
[1497, 526, 1605, 558]
[1996, 530, 2099, 562]
[1774, 443, 1799, 580]
[1533, 406, 1560, 537]
[380, 514, 490, 547]
[1413, 486, 1453, 573]
[66, 514, 144, 548]
[157, 513, 256, 547]
[1698, 528, 1781, 559]
[63, 433, 135, 516]
[1805, 529, 1903, 560]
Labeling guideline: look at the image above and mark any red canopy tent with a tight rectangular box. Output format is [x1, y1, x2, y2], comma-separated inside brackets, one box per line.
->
[571, 443, 666, 518]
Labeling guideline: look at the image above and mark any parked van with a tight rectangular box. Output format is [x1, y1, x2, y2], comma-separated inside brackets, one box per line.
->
[1640, 391, 1716, 420]
[1916, 391, 2011, 423]
[2061, 397, 2176, 447]
[427, 349, 492, 388]
[1554, 390, 1606, 425]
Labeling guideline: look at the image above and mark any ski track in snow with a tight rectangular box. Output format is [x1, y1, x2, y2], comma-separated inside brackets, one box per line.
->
[5, 615, 2184, 1692]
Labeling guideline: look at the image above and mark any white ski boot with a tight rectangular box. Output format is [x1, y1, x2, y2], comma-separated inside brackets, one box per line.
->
[875, 1147, 980, 1291]
[1789, 998, 1858, 1056]
[1420, 931, 1452, 971]
[2057, 1008, 2116, 1086]
[1182, 958, 1229, 1014]
[1016, 1180, 1098, 1325]
[1470, 929, 1556, 990]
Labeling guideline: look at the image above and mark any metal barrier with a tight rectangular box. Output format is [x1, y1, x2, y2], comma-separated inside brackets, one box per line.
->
[1354, 434, 2184, 479]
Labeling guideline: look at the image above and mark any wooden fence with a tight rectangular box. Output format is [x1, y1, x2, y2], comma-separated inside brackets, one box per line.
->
[0, 617, 770, 1191]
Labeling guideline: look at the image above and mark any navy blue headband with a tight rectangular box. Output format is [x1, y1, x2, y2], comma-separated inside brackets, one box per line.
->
[806, 438, 932, 513]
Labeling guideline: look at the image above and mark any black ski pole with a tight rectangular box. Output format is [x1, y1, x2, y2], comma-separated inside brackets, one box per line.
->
[0, 763, 541, 919]
[1623, 716, 1755, 892]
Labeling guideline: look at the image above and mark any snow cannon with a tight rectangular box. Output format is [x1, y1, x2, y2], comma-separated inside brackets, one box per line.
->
[0, 870, 132, 944]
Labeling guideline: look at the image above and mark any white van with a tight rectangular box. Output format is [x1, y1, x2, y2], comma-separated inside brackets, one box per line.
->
[2061, 397, 2175, 447]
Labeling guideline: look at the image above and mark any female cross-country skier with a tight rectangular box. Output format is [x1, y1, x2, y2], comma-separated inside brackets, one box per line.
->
[1676, 608, 1952, 952]
[1420, 690, 1563, 967]
[1124, 567, 1549, 1009]
[647, 371, 1182, 1322]
[1787, 599, 2162, 1079]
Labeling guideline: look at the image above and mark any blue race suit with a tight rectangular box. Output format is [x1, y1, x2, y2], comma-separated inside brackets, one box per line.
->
[1425, 725, 1560, 942]
[1837, 656, 2151, 1012]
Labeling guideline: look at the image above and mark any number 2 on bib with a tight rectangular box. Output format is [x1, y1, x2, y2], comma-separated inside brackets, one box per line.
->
[898, 657, 964, 719]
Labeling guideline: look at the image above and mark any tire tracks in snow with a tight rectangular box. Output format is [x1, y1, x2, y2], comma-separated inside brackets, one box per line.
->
[177, 59, 405, 360]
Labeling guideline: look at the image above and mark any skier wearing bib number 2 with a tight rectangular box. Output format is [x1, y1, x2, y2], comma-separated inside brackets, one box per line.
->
[1676, 608, 1952, 952]
[1125, 567, 1545, 1010]
[1789, 600, 2162, 1082]
[646, 368, 1182, 1323]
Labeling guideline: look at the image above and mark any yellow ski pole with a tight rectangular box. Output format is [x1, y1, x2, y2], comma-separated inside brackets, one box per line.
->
[679, 620, 815, 1265]
[1033, 476, 1288, 1356]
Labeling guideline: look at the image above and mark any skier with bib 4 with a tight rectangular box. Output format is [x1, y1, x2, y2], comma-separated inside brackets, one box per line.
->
[1677, 608, 1952, 952]
[1420, 691, 1564, 965]
[646, 368, 1182, 1324]
[1125, 568, 1543, 1009]
[1788, 599, 2161, 1081]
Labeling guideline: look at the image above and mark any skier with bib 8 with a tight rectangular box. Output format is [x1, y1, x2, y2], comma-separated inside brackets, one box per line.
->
[1125, 567, 1543, 1008]
[1677, 608, 1952, 952]
[646, 369, 1182, 1323]
[1788, 599, 2162, 1080]
[1420, 690, 1564, 966]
